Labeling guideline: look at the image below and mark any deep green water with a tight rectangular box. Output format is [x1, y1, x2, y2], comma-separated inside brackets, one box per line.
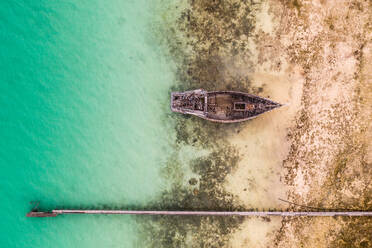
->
[0, 0, 177, 247]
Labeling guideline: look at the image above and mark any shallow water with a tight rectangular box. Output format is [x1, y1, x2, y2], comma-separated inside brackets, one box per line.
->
[0, 0, 177, 247]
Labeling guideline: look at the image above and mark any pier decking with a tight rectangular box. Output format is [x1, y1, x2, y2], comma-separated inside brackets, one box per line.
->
[27, 209, 372, 217]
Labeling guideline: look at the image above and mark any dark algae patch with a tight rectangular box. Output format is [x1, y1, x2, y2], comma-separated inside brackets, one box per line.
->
[330, 218, 372, 248]
[160, 0, 264, 94]
[137, 111, 248, 247]
[137, 148, 244, 247]
[137, 133, 246, 247]
[138, 0, 264, 247]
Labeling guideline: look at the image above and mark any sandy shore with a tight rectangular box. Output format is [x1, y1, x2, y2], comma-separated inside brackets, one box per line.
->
[226, 0, 372, 247]
[141, 0, 371, 247]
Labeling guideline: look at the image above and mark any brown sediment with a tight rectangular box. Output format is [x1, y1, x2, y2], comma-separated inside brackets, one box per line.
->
[280, 0, 372, 213]
[272, 0, 372, 247]
[140, 0, 372, 247]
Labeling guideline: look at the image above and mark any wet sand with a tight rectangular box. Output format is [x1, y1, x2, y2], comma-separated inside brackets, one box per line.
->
[140, 0, 372, 247]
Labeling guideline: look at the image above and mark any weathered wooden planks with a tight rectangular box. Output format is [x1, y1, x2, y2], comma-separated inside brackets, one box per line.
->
[27, 210, 372, 217]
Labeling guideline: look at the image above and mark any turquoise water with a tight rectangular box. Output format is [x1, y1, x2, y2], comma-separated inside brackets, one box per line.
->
[0, 0, 177, 247]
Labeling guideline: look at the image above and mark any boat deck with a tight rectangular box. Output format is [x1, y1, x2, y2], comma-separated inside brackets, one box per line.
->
[171, 89, 282, 123]
[206, 93, 233, 119]
[206, 92, 274, 121]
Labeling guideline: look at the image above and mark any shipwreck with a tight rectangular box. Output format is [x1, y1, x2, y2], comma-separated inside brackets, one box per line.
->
[171, 89, 283, 123]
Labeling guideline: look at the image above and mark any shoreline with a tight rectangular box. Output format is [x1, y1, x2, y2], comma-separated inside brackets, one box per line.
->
[140, 0, 372, 247]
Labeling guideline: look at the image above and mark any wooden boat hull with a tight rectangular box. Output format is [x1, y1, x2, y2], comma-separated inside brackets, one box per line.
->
[171, 89, 282, 123]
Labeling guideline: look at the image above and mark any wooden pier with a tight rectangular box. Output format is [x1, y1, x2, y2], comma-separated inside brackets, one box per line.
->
[27, 209, 372, 217]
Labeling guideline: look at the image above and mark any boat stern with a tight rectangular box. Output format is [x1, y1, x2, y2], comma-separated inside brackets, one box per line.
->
[170, 92, 182, 112]
[170, 89, 207, 118]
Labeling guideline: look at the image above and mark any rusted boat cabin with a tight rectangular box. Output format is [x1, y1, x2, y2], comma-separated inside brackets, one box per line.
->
[171, 89, 282, 123]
